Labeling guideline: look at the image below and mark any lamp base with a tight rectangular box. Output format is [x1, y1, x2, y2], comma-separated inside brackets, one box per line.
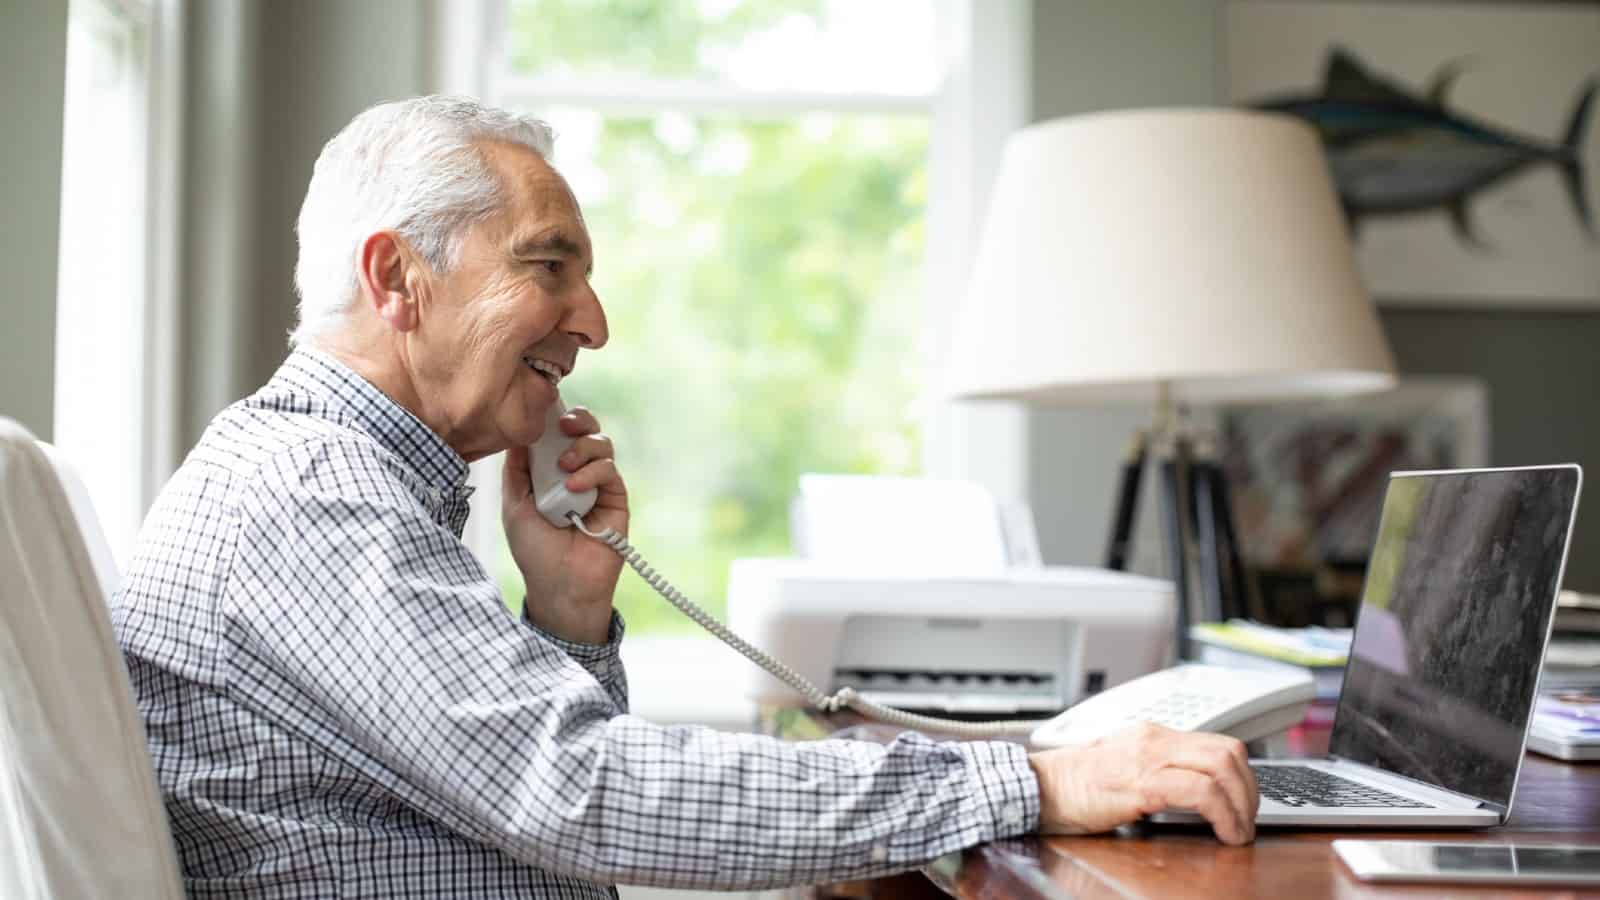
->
[1104, 429, 1252, 660]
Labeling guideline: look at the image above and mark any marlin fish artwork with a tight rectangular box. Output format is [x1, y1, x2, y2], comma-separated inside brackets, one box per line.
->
[1251, 48, 1595, 247]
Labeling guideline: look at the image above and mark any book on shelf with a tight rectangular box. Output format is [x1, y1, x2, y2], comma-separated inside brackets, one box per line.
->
[1189, 620, 1349, 701]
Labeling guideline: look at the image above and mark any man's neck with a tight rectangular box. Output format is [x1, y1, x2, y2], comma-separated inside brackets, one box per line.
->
[314, 337, 436, 441]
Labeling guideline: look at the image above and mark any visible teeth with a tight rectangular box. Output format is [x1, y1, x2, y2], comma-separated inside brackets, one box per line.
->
[523, 355, 562, 386]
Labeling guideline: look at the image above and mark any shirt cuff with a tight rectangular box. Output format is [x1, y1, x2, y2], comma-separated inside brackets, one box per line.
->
[953, 739, 1041, 837]
[522, 606, 626, 667]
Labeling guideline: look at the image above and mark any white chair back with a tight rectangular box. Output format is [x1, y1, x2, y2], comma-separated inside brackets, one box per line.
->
[32, 441, 120, 600]
[0, 417, 184, 899]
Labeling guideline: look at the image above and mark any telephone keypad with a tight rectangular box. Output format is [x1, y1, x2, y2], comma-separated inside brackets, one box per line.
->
[1029, 663, 1317, 750]
[1130, 691, 1227, 730]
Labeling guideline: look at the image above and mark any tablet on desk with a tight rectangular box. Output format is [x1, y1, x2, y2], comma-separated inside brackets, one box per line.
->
[1334, 840, 1600, 885]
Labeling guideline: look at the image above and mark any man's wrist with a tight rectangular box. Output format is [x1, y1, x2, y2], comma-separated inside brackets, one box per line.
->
[1028, 751, 1071, 834]
[521, 594, 615, 645]
[522, 599, 621, 648]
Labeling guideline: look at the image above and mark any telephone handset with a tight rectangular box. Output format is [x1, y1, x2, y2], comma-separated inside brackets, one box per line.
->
[529, 399, 598, 528]
[529, 393, 1302, 746]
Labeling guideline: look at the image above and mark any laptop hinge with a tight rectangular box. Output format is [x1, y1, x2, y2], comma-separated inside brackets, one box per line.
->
[1326, 755, 1505, 814]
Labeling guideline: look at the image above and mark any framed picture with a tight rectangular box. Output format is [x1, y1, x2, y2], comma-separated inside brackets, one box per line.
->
[1224, 1, 1600, 306]
[1219, 378, 1489, 625]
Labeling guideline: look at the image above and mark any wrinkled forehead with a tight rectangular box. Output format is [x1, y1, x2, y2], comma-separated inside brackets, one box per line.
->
[477, 139, 591, 249]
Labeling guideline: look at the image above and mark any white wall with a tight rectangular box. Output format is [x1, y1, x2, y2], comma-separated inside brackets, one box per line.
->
[0, 0, 68, 440]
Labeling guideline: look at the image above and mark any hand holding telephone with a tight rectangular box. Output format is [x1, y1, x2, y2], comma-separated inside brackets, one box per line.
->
[528, 399, 597, 528]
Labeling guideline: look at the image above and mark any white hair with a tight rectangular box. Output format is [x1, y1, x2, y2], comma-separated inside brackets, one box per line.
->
[290, 95, 556, 347]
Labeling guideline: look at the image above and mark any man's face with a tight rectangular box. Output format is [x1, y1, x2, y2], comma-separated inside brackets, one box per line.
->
[408, 142, 607, 460]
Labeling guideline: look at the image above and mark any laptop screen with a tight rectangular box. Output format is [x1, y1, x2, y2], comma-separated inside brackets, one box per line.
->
[1329, 466, 1581, 808]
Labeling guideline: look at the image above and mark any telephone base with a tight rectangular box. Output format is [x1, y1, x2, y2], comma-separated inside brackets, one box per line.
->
[1025, 701, 1309, 752]
[1027, 663, 1317, 750]
[1224, 703, 1312, 747]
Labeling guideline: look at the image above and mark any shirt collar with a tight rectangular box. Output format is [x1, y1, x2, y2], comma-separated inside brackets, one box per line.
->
[268, 347, 472, 495]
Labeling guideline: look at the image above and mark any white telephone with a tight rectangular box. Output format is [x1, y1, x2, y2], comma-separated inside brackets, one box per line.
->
[531, 394, 1314, 747]
[1028, 664, 1316, 749]
[529, 400, 598, 527]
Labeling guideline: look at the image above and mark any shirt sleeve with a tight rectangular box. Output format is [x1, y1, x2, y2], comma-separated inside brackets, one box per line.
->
[224, 435, 1039, 890]
[524, 607, 628, 713]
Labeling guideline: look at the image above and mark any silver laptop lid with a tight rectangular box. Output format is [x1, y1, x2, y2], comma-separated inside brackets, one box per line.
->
[1328, 465, 1583, 813]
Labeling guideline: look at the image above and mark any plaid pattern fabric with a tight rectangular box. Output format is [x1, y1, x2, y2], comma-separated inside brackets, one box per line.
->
[112, 347, 1039, 898]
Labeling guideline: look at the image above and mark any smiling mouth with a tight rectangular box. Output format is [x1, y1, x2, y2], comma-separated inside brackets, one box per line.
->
[522, 354, 564, 387]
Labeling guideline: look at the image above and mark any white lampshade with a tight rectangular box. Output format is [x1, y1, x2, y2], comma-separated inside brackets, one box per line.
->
[945, 108, 1397, 406]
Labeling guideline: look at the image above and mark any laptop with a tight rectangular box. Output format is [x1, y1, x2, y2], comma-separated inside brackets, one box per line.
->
[1157, 464, 1583, 828]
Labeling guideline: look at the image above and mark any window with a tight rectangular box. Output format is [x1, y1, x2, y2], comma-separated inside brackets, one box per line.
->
[53, 0, 155, 565]
[52, 0, 181, 569]
[481, 0, 943, 636]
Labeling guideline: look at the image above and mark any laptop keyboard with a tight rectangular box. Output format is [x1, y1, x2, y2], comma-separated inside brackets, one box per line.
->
[1251, 765, 1431, 808]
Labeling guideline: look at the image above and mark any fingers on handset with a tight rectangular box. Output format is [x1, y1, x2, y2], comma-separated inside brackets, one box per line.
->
[564, 458, 627, 497]
[561, 406, 600, 435]
[558, 433, 614, 471]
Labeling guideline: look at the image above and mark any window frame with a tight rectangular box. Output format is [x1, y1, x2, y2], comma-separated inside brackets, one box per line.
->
[51, 0, 186, 567]
[141, 0, 186, 515]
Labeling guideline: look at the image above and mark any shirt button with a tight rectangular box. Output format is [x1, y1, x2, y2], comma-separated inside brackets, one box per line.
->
[1002, 802, 1023, 826]
[870, 845, 888, 863]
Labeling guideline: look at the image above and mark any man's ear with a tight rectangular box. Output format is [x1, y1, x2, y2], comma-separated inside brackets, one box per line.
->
[356, 230, 419, 333]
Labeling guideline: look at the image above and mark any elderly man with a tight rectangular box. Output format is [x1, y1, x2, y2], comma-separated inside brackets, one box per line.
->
[113, 95, 1256, 898]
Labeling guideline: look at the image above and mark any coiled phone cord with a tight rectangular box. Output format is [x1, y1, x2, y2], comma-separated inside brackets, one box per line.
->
[569, 513, 1040, 739]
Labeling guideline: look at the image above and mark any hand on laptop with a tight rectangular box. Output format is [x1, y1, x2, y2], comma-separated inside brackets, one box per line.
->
[1029, 722, 1258, 845]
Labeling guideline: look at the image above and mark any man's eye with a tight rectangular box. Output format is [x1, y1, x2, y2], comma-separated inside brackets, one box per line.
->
[540, 260, 563, 275]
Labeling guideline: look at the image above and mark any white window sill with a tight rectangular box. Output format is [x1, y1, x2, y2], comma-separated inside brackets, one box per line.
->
[619, 635, 759, 731]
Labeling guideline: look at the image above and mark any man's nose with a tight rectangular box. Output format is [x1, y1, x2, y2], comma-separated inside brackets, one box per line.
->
[564, 281, 608, 350]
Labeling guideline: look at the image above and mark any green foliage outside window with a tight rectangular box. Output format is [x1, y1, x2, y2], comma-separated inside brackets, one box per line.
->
[497, 2, 932, 633]
[508, 0, 825, 82]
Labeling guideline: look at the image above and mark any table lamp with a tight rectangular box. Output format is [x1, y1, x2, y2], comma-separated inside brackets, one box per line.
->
[944, 108, 1397, 657]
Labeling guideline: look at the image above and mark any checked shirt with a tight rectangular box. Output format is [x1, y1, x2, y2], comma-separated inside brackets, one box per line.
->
[112, 347, 1039, 898]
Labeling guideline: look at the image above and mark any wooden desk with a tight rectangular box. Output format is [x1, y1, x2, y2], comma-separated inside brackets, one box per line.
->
[941, 752, 1600, 899]
[762, 710, 1600, 899]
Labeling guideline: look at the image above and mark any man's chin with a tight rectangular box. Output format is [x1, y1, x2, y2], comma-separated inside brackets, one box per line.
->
[507, 382, 556, 449]
[505, 415, 548, 451]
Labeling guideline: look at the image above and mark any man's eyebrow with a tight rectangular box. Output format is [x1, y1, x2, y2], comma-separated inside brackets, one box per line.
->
[511, 232, 593, 275]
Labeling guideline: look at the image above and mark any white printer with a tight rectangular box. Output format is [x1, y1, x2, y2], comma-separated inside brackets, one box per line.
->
[724, 476, 1176, 715]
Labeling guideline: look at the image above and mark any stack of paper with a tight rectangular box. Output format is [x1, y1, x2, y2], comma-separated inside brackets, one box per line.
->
[1189, 620, 1350, 702]
[1528, 688, 1600, 761]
